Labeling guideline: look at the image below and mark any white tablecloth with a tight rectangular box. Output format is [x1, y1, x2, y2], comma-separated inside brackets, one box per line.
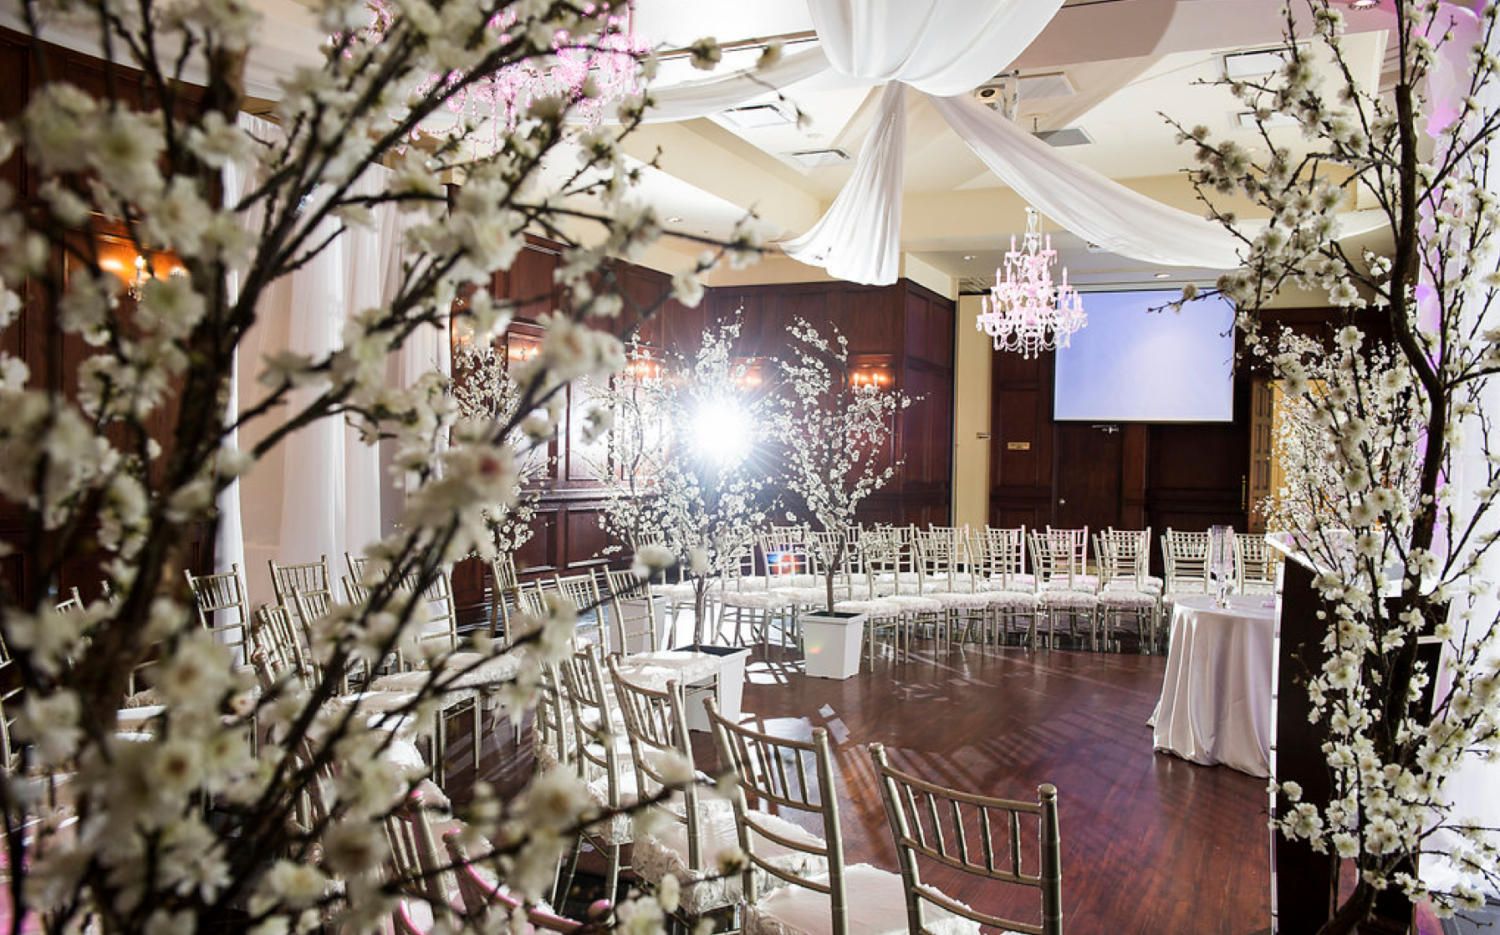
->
[1151, 594, 1277, 778]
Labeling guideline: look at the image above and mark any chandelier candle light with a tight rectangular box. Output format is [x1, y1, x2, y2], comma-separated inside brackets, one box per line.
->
[977, 207, 1087, 359]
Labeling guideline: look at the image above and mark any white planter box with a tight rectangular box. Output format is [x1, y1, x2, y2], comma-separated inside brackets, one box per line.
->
[801, 611, 867, 680]
[672, 645, 750, 732]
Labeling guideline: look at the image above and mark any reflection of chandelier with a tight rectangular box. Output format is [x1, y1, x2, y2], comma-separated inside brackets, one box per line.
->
[977, 207, 1086, 359]
[371, 1, 648, 132]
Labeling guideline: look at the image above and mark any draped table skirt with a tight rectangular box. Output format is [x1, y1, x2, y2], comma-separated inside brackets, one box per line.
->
[1150, 594, 1277, 778]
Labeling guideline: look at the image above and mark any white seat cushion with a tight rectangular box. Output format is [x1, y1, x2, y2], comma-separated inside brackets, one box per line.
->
[1098, 589, 1158, 609]
[925, 592, 992, 611]
[721, 591, 791, 611]
[1038, 590, 1096, 610]
[834, 599, 901, 618]
[746, 863, 979, 935]
[635, 805, 826, 915]
[984, 590, 1038, 610]
[883, 595, 943, 614]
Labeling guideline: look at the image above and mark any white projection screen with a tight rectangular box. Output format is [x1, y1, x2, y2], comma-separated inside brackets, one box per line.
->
[1052, 289, 1236, 423]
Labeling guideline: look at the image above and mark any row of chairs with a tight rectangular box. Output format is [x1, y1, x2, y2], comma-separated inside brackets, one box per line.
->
[633, 524, 1280, 658]
[533, 644, 1064, 935]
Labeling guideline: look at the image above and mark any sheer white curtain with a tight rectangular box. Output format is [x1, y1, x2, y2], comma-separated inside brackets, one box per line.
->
[218, 136, 418, 601]
[929, 93, 1243, 269]
[781, 0, 1066, 284]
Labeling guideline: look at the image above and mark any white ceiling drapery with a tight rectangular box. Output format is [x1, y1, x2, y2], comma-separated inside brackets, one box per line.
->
[641, 0, 1245, 285]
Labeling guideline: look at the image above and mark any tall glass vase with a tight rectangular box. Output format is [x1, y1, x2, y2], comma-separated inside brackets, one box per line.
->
[1209, 525, 1235, 608]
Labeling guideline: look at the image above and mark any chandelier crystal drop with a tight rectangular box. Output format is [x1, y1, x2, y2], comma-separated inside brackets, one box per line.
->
[977, 207, 1087, 359]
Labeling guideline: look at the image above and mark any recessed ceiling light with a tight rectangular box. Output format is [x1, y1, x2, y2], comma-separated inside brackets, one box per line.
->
[1348, 0, 1378, 9]
[1154, 272, 1172, 279]
[963, 254, 976, 261]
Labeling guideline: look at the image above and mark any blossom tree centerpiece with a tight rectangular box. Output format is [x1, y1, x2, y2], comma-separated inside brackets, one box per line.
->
[592, 323, 774, 647]
[772, 320, 910, 615]
[1176, 1, 1500, 929]
[452, 331, 550, 556]
[0, 0, 750, 930]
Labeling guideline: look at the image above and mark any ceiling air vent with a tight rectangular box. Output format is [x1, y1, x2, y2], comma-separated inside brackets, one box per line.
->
[1222, 46, 1298, 80]
[720, 102, 796, 129]
[1017, 72, 1076, 100]
[1035, 127, 1093, 147]
[789, 148, 852, 168]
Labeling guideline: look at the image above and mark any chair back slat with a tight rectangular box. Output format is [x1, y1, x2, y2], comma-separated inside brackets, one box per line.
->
[553, 572, 604, 648]
[602, 568, 657, 655]
[490, 553, 522, 643]
[557, 647, 625, 806]
[705, 699, 847, 935]
[1234, 533, 1277, 592]
[185, 565, 251, 661]
[609, 660, 702, 869]
[270, 556, 335, 625]
[871, 743, 1062, 935]
[1162, 529, 1212, 594]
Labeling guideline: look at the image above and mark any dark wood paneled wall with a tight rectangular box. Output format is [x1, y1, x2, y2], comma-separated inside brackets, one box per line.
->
[987, 341, 1250, 566]
[0, 31, 213, 608]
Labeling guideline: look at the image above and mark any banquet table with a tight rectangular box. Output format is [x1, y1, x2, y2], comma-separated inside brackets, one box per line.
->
[1151, 593, 1277, 778]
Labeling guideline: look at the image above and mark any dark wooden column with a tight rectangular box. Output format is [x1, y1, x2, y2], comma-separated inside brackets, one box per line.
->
[1271, 554, 1337, 934]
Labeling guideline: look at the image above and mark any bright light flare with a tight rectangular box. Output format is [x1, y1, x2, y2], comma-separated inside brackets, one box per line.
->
[689, 397, 752, 467]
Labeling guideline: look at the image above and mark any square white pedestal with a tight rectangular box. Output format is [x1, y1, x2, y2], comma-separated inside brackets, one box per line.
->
[801, 612, 867, 680]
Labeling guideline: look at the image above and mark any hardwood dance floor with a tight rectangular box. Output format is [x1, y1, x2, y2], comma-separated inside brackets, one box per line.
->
[448, 642, 1445, 935]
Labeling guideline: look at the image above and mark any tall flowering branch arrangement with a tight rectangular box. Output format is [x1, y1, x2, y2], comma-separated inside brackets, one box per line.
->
[772, 321, 910, 614]
[452, 334, 548, 555]
[0, 0, 748, 932]
[591, 324, 774, 646]
[1175, 1, 1500, 928]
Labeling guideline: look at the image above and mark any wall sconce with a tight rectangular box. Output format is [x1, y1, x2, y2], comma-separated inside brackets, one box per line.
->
[626, 348, 662, 381]
[99, 250, 179, 300]
[850, 368, 891, 389]
[506, 343, 540, 363]
[733, 358, 765, 389]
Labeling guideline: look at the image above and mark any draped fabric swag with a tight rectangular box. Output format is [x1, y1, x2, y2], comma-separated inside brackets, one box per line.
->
[641, 0, 1246, 285]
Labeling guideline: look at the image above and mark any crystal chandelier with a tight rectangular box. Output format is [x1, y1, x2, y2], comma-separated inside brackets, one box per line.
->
[977, 207, 1086, 359]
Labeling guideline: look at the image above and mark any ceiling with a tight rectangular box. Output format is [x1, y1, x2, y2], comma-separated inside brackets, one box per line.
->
[618, 0, 1402, 293]
[0, 0, 1405, 294]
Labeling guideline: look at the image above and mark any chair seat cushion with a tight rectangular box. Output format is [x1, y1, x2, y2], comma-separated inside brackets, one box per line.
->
[1098, 590, 1158, 609]
[984, 590, 1038, 610]
[926, 592, 992, 611]
[635, 805, 826, 915]
[882, 595, 943, 613]
[834, 599, 901, 618]
[772, 586, 837, 605]
[721, 591, 791, 611]
[1038, 590, 1096, 610]
[746, 863, 980, 935]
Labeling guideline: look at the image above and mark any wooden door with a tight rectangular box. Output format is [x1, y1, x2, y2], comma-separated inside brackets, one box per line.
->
[1247, 377, 1274, 533]
[1052, 423, 1122, 530]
